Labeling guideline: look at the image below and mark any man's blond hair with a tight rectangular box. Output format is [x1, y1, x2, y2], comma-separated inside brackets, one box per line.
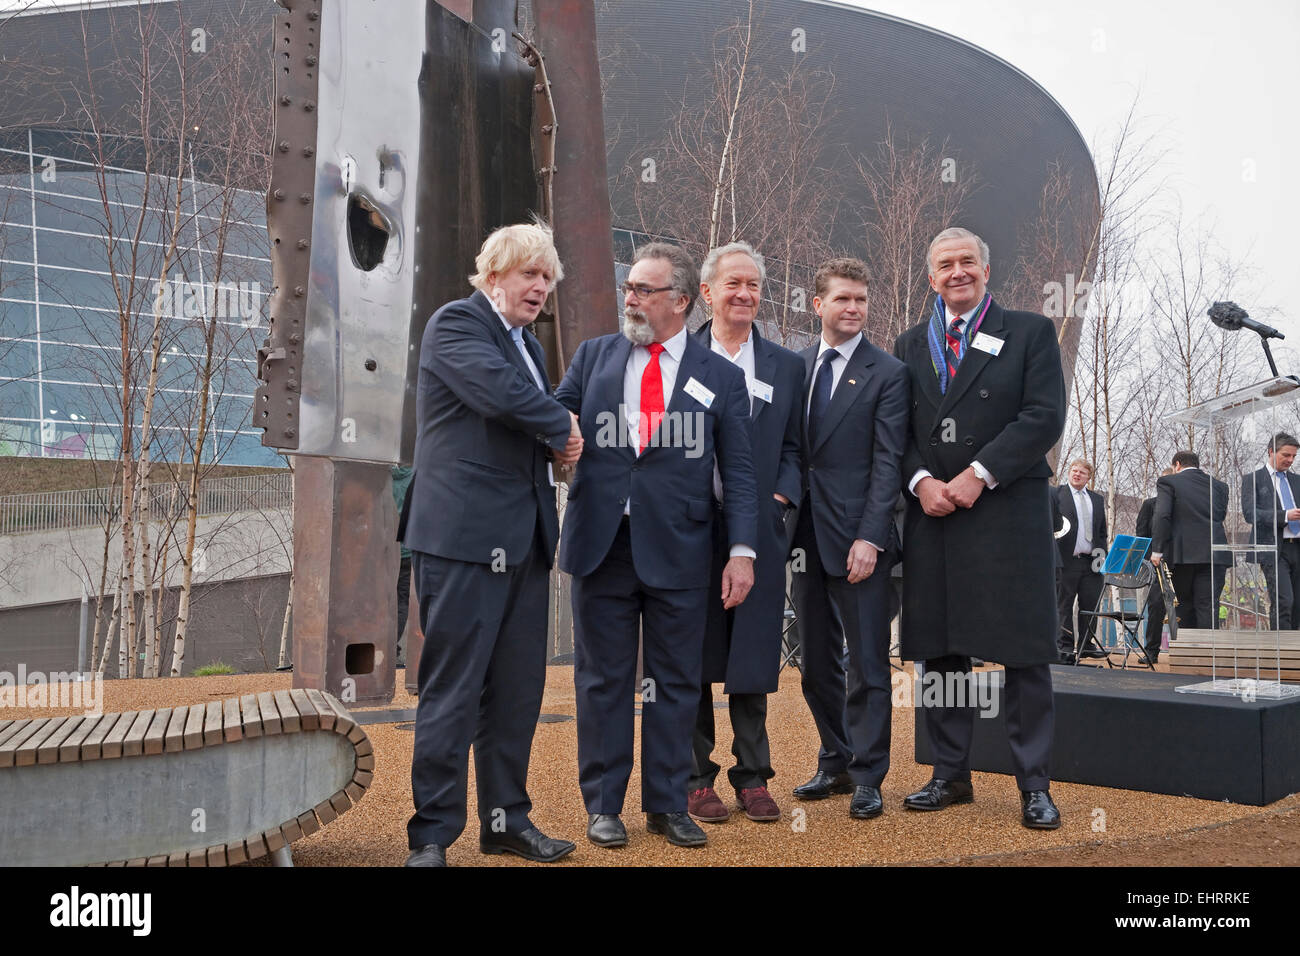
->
[468, 222, 564, 293]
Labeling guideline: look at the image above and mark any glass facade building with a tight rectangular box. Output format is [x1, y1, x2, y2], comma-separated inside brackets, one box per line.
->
[0, 127, 279, 467]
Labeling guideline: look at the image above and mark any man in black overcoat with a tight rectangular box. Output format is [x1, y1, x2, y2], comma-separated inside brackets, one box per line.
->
[893, 227, 1066, 830]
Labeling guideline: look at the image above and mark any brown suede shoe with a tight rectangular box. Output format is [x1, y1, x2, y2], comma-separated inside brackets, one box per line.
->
[736, 786, 782, 822]
[687, 786, 730, 823]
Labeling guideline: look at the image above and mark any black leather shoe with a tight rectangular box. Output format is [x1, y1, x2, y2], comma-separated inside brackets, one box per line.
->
[792, 770, 854, 800]
[480, 826, 575, 862]
[586, 813, 627, 848]
[902, 777, 974, 811]
[849, 785, 883, 819]
[645, 811, 707, 847]
[1079, 642, 1109, 659]
[1058, 650, 1077, 664]
[405, 844, 447, 867]
[1021, 789, 1061, 829]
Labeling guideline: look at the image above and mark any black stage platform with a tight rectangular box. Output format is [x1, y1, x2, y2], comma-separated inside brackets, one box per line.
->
[914, 665, 1300, 805]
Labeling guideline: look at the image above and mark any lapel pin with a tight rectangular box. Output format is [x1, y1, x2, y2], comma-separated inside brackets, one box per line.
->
[848, 378, 857, 385]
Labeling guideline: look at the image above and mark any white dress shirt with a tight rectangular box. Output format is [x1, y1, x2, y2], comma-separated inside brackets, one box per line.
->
[1071, 485, 1093, 555]
[1266, 462, 1299, 539]
[907, 303, 997, 496]
[710, 327, 755, 502]
[488, 299, 553, 486]
[806, 330, 863, 417]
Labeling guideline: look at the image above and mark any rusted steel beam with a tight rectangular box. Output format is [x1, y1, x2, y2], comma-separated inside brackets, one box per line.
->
[531, 0, 618, 370]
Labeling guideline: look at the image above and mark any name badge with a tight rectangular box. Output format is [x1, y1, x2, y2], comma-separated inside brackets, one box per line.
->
[750, 378, 774, 404]
[971, 332, 1004, 356]
[683, 376, 715, 409]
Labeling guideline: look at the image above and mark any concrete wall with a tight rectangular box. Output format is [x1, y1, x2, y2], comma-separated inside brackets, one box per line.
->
[0, 572, 292, 676]
[0, 508, 292, 610]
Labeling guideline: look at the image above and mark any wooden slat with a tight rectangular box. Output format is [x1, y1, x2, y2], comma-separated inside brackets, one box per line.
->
[146, 856, 168, 867]
[183, 703, 206, 750]
[313, 799, 337, 825]
[0, 718, 11, 739]
[102, 711, 136, 759]
[355, 752, 375, 772]
[245, 835, 267, 861]
[203, 700, 224, 746]
[303, 689, 335, 730]
[273, 690, 300, 733]
[226, 842, 248, 865]
[280, 818, 303, 842]
[122, 710, 153, 757]
[206, 846, 227, 867]
[344, 781, 366, 802]
[40, 716, 87, 764]
[328, 791, 351, 814]
[263, 828, 286, 853]
[354, 735, 373, 756]
[289, 689, 318, 730]
[81, 713, 120, 760]
[353, 769, 373, 788]
[167, 851, 187, 867]
[61, 715, 102, 761]
[222, 697, 243, 742]
[0, 718, 48, 768]
[16, 718, 69, 766]
[296, 809, 320, 837]
[164, 707, 187, 753]
[321, 694, 357, 737]
[185, 849, 207, 866]
[126, 857, 146, 867]
[0, 718, 34, 753]
[257, 691, 282, 735]
[240, 694, 263, 738]
[143, 708, 171, 756]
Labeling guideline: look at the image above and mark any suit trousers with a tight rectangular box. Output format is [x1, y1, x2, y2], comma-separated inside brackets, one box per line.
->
[572, 518, 709, 814]
[1057, 555, 1104, 654]
[790, 506, 893, 787]
[1259, 541, 1300, 630]
[1143, 574, 1166, 661]
[921, 655, 1054, 791]
[406, 536, 548, 850]
[689, 688, 772, 791]
[1170, 563, 1228, 630]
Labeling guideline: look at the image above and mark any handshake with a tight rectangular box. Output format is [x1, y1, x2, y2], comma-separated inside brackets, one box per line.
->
[554, 411, 584, 468]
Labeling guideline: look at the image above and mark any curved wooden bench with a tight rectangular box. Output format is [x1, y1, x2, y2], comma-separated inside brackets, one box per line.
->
[0, 689, 371, 866]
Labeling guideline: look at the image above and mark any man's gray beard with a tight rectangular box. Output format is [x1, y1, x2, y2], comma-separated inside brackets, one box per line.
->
[622, 312, 656, 346]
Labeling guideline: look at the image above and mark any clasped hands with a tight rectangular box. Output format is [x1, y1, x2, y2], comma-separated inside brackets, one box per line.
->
[917, 466, 986, 517]
[554, 412, 583, 467]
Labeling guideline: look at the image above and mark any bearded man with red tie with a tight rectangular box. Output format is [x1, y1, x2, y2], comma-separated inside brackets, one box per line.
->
[893, 227, 1067, 830]
[555, 242, 758, 851]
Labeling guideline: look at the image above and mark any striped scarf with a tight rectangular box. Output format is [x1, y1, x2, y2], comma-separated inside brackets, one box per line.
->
[926, 292, 991, 394]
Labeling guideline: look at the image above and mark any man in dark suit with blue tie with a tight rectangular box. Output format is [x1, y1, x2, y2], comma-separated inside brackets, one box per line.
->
[1241, 433, 1300, 630]
[789, 257, 910, 821]
[555, 241, 759, 850]
[404, 224, 583, 867]
[686, 242, 804, 826]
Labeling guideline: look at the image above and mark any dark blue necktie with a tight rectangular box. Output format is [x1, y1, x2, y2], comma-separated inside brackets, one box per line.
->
[808, 348, 840, 447]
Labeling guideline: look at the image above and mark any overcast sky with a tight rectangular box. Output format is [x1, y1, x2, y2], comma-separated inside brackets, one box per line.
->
[847, 0, 1299, 344]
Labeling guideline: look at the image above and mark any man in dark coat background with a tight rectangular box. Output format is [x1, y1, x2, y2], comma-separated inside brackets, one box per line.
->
[1241, 433, 1300, 631]
[1135, 468, 1173, 664]
[687, 242, 804, 825]
[893, 227, 1066, 830]
[1153, 450, 1231, 630]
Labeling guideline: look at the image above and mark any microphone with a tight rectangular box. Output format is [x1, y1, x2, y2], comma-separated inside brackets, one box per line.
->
[1208, 301, 1284, 340]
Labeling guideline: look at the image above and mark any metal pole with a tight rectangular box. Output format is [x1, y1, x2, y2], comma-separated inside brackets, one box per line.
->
[77, 589, 89, 676]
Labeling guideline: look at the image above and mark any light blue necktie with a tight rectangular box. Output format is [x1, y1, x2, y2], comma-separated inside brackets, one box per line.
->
[510, 327, 544, 391]
[1277, 470, 1299, 537]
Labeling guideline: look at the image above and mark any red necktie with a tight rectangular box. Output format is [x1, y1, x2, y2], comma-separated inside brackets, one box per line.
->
[639, 343, 666, 454]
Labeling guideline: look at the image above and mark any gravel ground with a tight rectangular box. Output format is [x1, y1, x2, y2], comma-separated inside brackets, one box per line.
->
[5, 664, 1297, 867]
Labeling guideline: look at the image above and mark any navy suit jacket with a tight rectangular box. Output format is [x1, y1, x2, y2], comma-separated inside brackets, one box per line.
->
[555, 331, 759, 590]
[798, 333, 910, 573]
[1055, 484, 1108, 565]
[404, 290, 572, 568]
[1153, 467, 1231, 566]
[693, 321, 803, 691]
[1241, 466, 1300, 549]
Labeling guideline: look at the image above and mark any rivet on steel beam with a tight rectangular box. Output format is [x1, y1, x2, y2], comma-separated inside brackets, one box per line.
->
[300, 193, 312, 204]
[306, 55, 317, 65]
[289, 333, 301, 344]
[287, 381, 298, 391]
[307, 10, 319, 19]
[297, 239, 309, 249]
[285, 428, 296, 438]
[280, 95, 291, 105]
[541, 125, 553, 135]
[364, 358, 377, 371]
[304, 101, 316, 112]
[294, 286, 305, 297]
[534, 84, 544, 93]
[278, 141, 290, 152]
[303, 147, 315, 157]
[273, 189, 285, 200]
